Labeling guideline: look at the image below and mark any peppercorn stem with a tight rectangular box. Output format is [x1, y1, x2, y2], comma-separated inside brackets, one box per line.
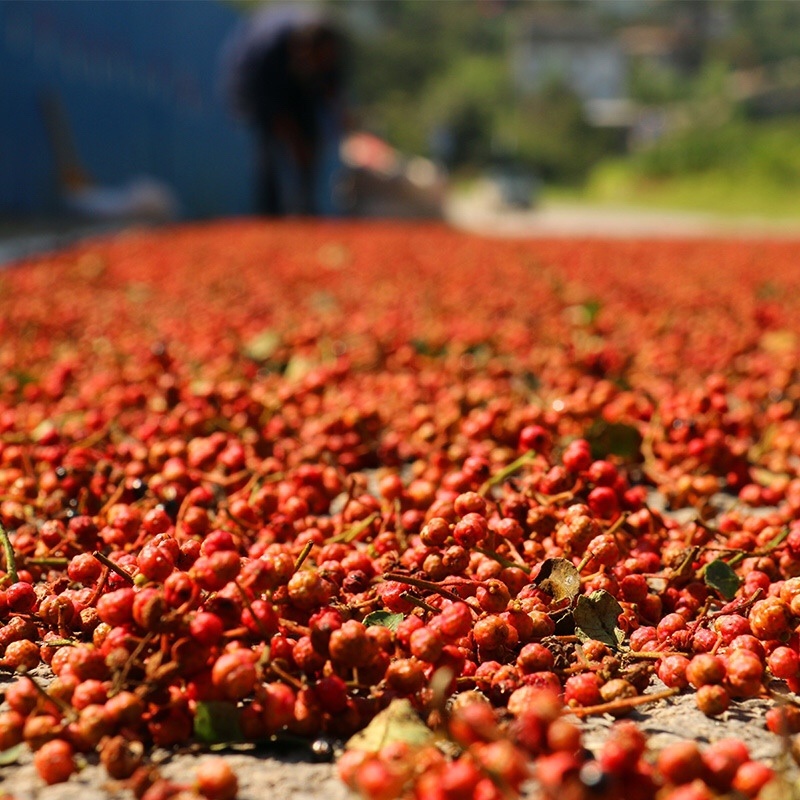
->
[98, 482, 126, 517]
[707, 588, 763, 620]
[26, 557, 70, 568]
[393, 498, 408, 551]
[726, 526, 789, 568]
[382, 572, 472, 608]
[624, 651, 665, 660]
[234, 580, 271, 640]
[92, 551, 135, 585]
[86, 566, 110, 607]
[270, 659, 305, 690]
[326, 512, 379, 545]
[477, 547, 532, 574]
[576, 553, 594, 574]
[0, 523, 18, 584]
[535, 489, 578, 507]
[221, 626, 250, 642]
[72, 423, 112, 450]
[569, 686, 679, 718]
[478, 451, 537, 497]
[193, 468, 251, 487]
[605, 512, 628, 537]
[111, 631, 156, 696]
[293, 541, 314, 572]
[278, 618, 311, 637]
[399, 591, 438, 615]
[672, 546, 700, 581]
[18, 667, 77, 722]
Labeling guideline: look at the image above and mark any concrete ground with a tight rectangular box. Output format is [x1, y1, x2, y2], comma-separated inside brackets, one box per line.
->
[0, 217, 144, 268]
[445, 183, 800, 240]
[3, 190, 800, 270]
[2, 207, 800, 798]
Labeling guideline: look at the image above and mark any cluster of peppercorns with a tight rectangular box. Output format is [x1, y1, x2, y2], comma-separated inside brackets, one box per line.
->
[3, 223, 800, 798]
[339, 688, 778, 800]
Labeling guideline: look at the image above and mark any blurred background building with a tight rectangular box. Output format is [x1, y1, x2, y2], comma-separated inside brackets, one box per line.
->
[1, 0, 250, 220]
[4, 0, 800, 225]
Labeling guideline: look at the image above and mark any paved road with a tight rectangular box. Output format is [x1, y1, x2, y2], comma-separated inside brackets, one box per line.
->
[0, 219, 132, 268]
[3, 197, 799, 270]
[445, 187, 800, 240]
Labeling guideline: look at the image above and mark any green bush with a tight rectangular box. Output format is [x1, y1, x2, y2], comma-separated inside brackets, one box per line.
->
[631, 117, 800, 180]
[583, 115, 800, 217]
[503, 83, 621, 184]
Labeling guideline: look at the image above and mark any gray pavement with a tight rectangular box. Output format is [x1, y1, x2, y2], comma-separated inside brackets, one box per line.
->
[3, 195, 799, 272]
[1, 204, 798, 798]
[0, 218, 136, 268]
[445, 185, 800, 239]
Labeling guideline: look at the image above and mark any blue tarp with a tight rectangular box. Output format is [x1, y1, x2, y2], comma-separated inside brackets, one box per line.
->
[0, 0, 253, 219]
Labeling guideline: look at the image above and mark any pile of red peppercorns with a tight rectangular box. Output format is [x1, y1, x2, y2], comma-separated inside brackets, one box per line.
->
[3, 222, 800, 798]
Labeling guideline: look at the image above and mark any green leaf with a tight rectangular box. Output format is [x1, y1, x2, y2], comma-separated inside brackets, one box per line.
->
[9, 370, 35, 390]
[551, 606, 576, 636]
[283, 354, 316, 382]
[534, 558, 581, 603]
[0, 743, 24, 766]
[309, 291, 339, 313]
[763, 527, 790, 552]
[410, 338, 446, 357]
[125, 281, 151, 304]
[751, 466, 791, 489]
[573, 590, 625, 650]
[462, 342, 493, 365]
[584, 420, 642, 461]
[363, 610, 405, 631]
[194, 701, 243, 744]
[429, 666, 455, 710]
[704, 559, 742, 601]
[582, 298, 602, 325]
[244, 329, 281, 361]
[346, 698, 434, 752]
[758, 775, 800, 800]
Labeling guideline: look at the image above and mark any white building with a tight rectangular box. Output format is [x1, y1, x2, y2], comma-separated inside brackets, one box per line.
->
[511, 14, 628, 103]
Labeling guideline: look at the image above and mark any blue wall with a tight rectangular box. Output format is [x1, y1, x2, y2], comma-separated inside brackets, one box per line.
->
[0, 0, 254, 219]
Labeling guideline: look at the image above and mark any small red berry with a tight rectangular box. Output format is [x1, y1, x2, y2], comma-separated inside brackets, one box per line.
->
[34, 738, 76, 785]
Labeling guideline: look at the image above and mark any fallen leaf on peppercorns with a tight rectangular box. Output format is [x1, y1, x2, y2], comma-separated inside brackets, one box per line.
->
[573, 591, 625, 650]
[0, 744, 24, 766]
[346, 699, 434, 751]
[193, 701, 243, 745]
[704, 559, 742, 601]
[584, 420, 643, 462]
[363, 610, 405, 631]
[535, 558, 581, 603]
